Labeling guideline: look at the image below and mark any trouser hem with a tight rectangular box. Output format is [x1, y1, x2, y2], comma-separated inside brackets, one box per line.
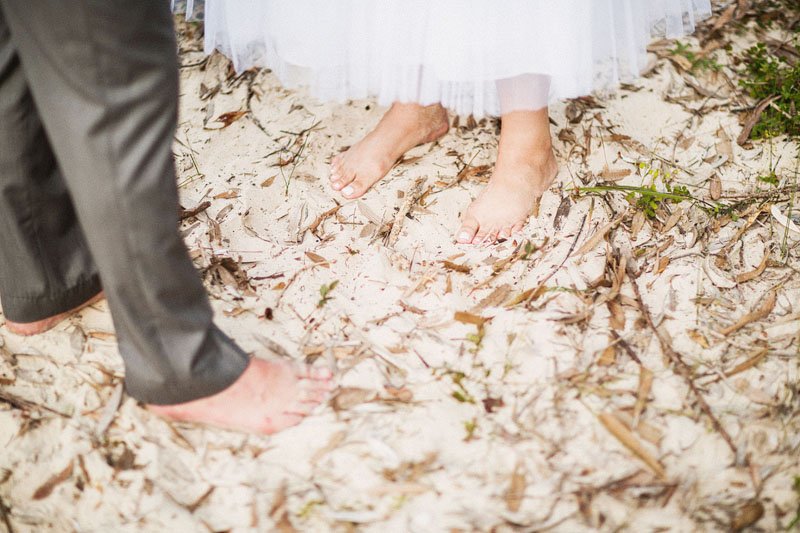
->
[126, 342, 250, 406]
[2, 275, 103, 323]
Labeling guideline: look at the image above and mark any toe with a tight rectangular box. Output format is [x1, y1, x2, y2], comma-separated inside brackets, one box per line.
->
[296, 365, 333, 382]
[298, 386, 330, 405]
[498, 227, 513, 240]
[456, 217, 480, 244]
[331, 171, 356, 191]
[511, 222, 525, 235]
[330, 157, 343, 181]
[482, 228, 500, 245]
[341, 178, 371, 199]
[473, 228, 490, 244]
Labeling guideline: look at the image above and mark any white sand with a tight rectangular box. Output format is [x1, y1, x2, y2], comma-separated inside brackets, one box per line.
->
[0, 12, 798, 533]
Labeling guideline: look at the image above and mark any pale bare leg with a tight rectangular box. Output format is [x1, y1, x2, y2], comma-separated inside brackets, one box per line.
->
[148, 358, 334, 435]
[5, 292, 105, 336]
[456, 108, 558, 244]
[330, 102, 449, 199]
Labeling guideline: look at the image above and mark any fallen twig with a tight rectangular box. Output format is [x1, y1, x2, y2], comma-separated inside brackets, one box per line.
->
[387, 177, 427, 247]
[625, 255, 742, 461]
[0, 390, 69, 417]
[0, 493, 13, 533]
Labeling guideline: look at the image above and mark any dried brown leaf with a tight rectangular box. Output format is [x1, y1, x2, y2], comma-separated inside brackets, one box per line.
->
[687, 329, 710, 349]
[633, 367, 654, 423]
[215, 110, 247, 128]
[505, 464, 526, 513]
[213, 189, 240, 200]
[630, 211, 646, 239]
[725, 347, 769, 377]
[735, 248, 770, 283]
[305, 251, 328, 264]
[269, 483, 298, 533]
[711, 4, 736, 33]
[737, 95, 780, 146]
[613, 410, 664, 445]
[655, 256, 671, 275]
[553, 196, 572, 231]
[731, 500, 764, 532]
[454, 311, 487, 327]
[179, 201, 211, 221]
[384, 385, 413, 403]
[457, 164, 492, 184]
[598, 343, 616, 366]
[475, 285, 513, 310]
[715, 126, 733, 159]
[662, 208, 682, 234]
[577, 216, 623, 256]
[709, 174, 722, 201]
[607, 300, 626, 331]
[311, 431, 347, 464]
[599, 166, 632, 181]
[598, 413, 666, 479]
[441, 261, 471, 274]
[719, 291, 777, 336]
[33, 461, 73, 500]
[331, 388, 376, 411]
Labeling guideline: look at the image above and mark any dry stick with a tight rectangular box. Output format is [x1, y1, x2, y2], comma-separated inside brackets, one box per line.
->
[0, 389, 69, 417]
[610, 330, 643, 366]
[387, 177, 427, 247]
[179, 201, 211, 221]
[624, 258, 742, 461]
[304, 204, 342, 238]
[737, 94, 781, 146]
[275, 262, 326, 307]
[245, 71, 270, 136]
[0, 494, 13, 533]
[523, 214, 588, 307]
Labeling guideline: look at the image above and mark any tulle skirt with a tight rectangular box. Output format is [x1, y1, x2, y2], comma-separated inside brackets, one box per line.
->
[185, 0, 712, 117]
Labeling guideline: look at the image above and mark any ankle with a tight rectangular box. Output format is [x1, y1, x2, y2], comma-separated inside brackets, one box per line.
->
[499, 142, 556, 170]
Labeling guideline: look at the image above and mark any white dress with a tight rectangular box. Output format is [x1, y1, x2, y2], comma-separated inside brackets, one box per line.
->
[183, 0, 712, 117]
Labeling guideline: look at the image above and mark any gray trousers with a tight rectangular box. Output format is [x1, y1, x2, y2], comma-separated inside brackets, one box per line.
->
[0, 0, 248, 404]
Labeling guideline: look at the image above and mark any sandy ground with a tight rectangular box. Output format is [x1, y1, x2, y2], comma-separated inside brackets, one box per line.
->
[1, 7, 799, 533]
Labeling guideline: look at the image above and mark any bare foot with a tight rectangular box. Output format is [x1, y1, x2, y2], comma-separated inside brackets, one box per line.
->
[330, 102, 449, 199]
[457, 108, 558, 244]
[457, 151, 557, 244]
[147, 358, 334, 435]
[5, 292, 105, 336]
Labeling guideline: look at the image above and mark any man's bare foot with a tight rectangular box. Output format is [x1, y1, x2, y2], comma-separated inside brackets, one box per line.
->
[147, 358, 334, 435]
[5, 292, 105, 336]
[330, 102, 449, 199]
[456, 108, 558, 244]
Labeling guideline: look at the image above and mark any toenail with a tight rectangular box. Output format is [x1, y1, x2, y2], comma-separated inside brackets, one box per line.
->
[458, 232, 471, 242]
[342, 185, 354, 196]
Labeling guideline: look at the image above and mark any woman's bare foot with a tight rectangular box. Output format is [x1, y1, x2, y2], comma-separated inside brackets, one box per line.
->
[456, 109, 558, 244]
[147, 358, 334, 435]
[5, 292, 105, 336]
[330, 102, 449, 199]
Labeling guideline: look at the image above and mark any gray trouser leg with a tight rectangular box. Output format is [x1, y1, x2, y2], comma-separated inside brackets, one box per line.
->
[0, 0, 249, 404]
[0, 15, 102, 322]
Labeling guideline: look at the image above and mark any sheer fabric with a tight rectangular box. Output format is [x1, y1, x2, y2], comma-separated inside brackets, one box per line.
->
[179, 0, 712, 117]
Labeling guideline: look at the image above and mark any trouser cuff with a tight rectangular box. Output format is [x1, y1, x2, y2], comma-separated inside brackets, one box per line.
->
[124, 326, 250, 405]
[2, 275, 103, 323]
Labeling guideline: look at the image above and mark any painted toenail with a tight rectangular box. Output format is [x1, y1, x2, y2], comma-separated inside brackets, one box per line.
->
[342, 186, 354, 196]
